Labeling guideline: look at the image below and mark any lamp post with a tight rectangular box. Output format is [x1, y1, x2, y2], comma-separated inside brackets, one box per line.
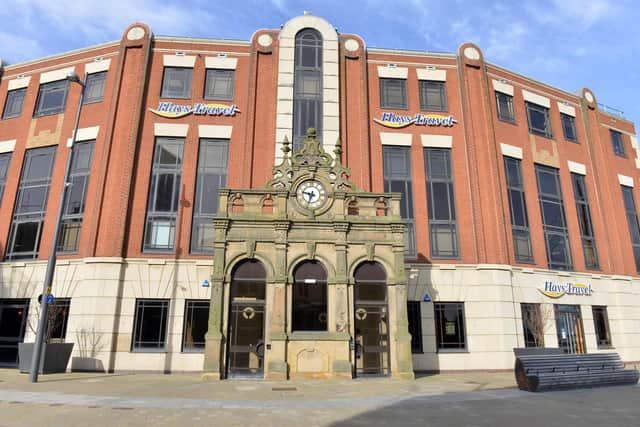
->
[29, 71, 87, 383]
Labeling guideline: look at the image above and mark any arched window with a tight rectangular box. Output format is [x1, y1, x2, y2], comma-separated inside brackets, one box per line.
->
[292, 260, 327, 331]
[231, 259, 266, 300]
[293, 29, 323, 152]
[354, 261, 387, 302]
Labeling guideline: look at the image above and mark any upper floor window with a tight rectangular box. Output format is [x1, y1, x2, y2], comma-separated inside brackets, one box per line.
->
[161, 67, 192, 99]
[496, 92, 515, 123]
[204, 69, 234, 101]
[34, 80, 69, 117]
[504, 157, 533, 263]
[419, 80, 447, 112]
[610, 129, 625, 157]
[571, 173, 598, 269]
[0, 152, 11, 205]
[621, 185, 640, 272]
[380, 78, 407, 109]
[2, 88, 27, 119]
[83, 71, 107, 104]
[561, 113, 577, 142]
[293, 29, 323, 152]
[383, 146, 415, 257]
[525, 102, 552, 138]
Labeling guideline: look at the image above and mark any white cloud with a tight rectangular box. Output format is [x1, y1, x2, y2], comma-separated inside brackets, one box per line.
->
[0, 31, 45, 65]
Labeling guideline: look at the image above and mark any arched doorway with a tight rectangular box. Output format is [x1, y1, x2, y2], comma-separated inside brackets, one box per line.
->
[292, 260, 328, 331]
[353, 261, 389, 377]
[227, 259, 266, 378]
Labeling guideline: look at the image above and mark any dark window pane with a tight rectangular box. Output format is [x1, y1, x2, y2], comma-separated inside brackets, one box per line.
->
[132, 299, 169, 350]
[34, 80, 69, 117]
[610, 130, 625, 157]
[592, 306, 611, 347]
[622, 186, 640, 272]
[161, 67, 192, 99]
[496, 92, 515, 122]
[420, 80, 447, 111]
[293, 29, 322, 152]
[47, 299, 71, 341]
[407, 301, 423, 353]
[561, 113, 577, 142]
[521, 303, 544, 347]
[526, 102, 552, 138]
[12, 222, 40, 254]
[434, 303, 466, 350]
[83, 71, 107, 104]
[182, 300, 210, 351]
[3, 88, 27, 119]
[380, 78, 407, 109]
[0, 152, 10, 203]
[425, 148, 458, 258]
[292, 261, 327, 332]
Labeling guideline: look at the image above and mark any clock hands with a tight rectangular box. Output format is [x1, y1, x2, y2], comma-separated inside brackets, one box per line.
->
[303, 190, 318, 202]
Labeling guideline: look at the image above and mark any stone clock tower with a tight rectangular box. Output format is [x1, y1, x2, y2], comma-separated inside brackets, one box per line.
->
[203, 130, 414, 380]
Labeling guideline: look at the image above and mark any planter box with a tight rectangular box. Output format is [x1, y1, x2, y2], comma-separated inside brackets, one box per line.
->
[18, 343, 74, 374]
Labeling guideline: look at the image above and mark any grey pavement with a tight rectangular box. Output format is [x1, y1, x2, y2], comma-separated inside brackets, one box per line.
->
[0, 369, 638, 426]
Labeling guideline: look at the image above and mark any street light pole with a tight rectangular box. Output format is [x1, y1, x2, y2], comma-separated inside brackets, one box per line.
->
[29, 71, 87, 383]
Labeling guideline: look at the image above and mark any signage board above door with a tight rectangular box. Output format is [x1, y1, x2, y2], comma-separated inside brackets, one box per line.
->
[539, 280, 593, 298]
[149, 102, 240, 119]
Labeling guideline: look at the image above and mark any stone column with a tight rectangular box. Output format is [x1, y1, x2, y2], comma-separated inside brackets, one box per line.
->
[390, 224, 414, 379]
[331, 222, 352, 376]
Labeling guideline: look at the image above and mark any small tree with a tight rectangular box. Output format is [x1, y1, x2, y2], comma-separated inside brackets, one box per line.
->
[27, 301, 68, 343]
[522, 304, 553, 347]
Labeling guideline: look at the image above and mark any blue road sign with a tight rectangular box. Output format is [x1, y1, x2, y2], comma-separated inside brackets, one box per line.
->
[46, 294, 55, 305]
[423, 293, 431, 302]
[201, 280, 210, 287]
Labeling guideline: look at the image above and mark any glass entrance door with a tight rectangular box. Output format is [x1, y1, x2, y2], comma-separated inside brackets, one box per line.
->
[354, 303, 389, 376]
[226, 259, 266, 379]
[0, 299, 30, 367]
[554, 304, 586, 354]
[227, 301, 265, 378]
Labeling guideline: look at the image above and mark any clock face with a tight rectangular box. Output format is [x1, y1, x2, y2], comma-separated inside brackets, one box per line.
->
[296, 180, 327, 210]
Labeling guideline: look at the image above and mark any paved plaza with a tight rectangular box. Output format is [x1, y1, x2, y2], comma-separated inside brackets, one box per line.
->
[0, 369, 638, 426]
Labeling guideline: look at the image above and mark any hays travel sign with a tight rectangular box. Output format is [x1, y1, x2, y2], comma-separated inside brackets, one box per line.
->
[539, 281, 593, 298]
[149, 102, 240, 119]
[374, 112, 457, 128]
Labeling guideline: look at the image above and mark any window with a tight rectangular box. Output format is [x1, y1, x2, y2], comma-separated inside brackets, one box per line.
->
[191, 139, 229, 254]
[83, 71, 107, 104]
[610, 130, 625, 157]
[182, 300, 209, 352]
[379, 78, 407, 109]
[204, 69, 234, 101]
[132, 299, 169, 351]
[160, 67, 192, 99]
[434, 302, 466, 350]
[521, 303, 544, 347]
[419, 80, 447, 112]
[143, 138, 184, 251]
[592, 306, 612, 348]
[504, 157, 533, 262]
[561, 113, 577, 142]
[525, 102, 552, 138]
[57, 141, 95, 253]
[2, 88, 27, 119]
[47, 298, 71, 341]
[292, 261, 327, 332]
[34, 80, 69, 117]
[6, 146, 56, 260]
[293, 29, 323, 151]
[496, 92, 515, 123]
[535, 165, 572, 270]
[0, 152, 11, 204]
[407, 301, 423, 353]
[571, 173, 599, 269]
[425, 148, 458, 258]
[383, 146, 415, 257]
[621, 185, 640, 272]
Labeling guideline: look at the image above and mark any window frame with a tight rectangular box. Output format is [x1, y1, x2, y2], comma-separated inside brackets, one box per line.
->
[2, 87, 27, 119]
[204, 69, 234, 101]
[535, 165, 573, 271]
[160, 67, 193, 99]
[131, 299, 169, 352]
[521, 303, 544, 348]
[383, 146, 416, 258]
[571, 173, 599, 269]
[592, 306, 612, 349]
[47, 298, 71, 342]
[293, 28, 323, 152]
[407, 301, 423, 354]
[424, 148, 459, 259]
[33, 80, 70, 117]
[0, 152, 11, 205]
[190, 138, 229, 254]
[182, 299, 210, 352]
[495, 91, 515, 123]
[434, 302, 466, 351]
[504, 157, 534, 263]
[419, 80, 447, 112]
[292, 260, 328, 332]
[560, 113, 578, 143]
[610, 129, 626, 157]
[379, 77, 407, 110]
[525, 101, 552, 138]
[621, 185, 640, 272]
[143, 137, 184, 252]
[82, 71, 107, 104]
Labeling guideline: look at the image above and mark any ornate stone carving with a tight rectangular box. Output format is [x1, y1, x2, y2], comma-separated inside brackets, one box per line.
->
[246, 240, 256, 258]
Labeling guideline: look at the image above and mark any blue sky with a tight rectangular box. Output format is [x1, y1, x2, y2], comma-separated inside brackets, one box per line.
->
[2, 0, 638, 128]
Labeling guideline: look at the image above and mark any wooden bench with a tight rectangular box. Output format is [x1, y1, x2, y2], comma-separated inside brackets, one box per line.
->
[514, 352, 639, 392]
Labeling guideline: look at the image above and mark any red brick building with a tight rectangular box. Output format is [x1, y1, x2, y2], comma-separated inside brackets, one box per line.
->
[0, 15, 637, 377]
